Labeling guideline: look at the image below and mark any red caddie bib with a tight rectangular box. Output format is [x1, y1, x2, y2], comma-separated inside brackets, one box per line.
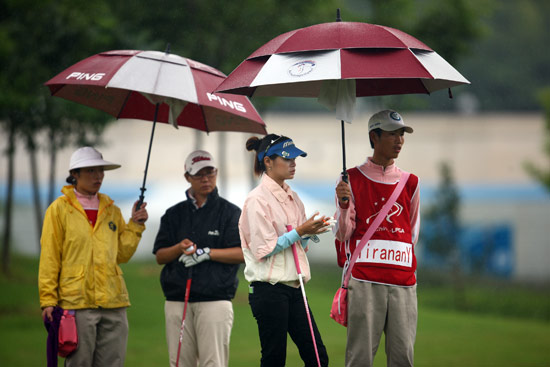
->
[346, 167, 419, 286]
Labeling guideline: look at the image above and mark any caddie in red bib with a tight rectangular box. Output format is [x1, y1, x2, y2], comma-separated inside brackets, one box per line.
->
[334, 110, 420, 367]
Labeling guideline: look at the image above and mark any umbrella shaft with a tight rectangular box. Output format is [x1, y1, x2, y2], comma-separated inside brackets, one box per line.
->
[341, 120, 349, 201]
[341, 120, 346, 172]
[137, 103, 160, 209]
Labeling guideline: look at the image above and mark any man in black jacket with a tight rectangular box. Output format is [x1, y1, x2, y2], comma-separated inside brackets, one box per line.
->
[153, 150, 243, 367]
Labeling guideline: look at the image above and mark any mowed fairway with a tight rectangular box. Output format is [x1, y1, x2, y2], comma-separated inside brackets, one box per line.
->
[1, 257, 549, 366]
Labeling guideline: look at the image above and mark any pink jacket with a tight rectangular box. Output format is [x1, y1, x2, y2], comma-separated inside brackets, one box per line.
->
[239, 174, 310, 286]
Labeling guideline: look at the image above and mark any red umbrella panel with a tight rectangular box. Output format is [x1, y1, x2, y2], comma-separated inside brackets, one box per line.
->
[45, 50, 267, 205]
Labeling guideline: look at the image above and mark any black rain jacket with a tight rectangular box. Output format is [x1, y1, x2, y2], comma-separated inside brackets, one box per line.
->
[153, 188, 241, 302]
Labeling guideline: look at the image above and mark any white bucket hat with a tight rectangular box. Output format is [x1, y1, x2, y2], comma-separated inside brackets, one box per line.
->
[184, 150, 216, 175]
[368, 110, 413, 133]
[69, 147, 121, 171]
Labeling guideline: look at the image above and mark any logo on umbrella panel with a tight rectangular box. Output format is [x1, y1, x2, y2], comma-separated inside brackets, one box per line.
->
[288, 61, 316, 77]
[206, 93, 246, 113]
[66, 72, 106, 81]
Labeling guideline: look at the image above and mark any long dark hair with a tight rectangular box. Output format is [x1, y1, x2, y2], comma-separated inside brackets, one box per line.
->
[245, 134, 289, 176]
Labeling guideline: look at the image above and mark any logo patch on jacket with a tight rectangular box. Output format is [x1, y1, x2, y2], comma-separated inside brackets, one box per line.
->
[109, 221, 117, 231]
[208, 230, 220, 236]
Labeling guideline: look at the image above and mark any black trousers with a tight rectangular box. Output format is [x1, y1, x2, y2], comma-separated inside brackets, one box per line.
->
[249, 281, 329, 367]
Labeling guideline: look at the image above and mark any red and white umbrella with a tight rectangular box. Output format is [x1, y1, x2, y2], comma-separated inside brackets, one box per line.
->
[215, 21, 469, 102]
[215, 14, 469, 181]
[45, 49, 267, 205]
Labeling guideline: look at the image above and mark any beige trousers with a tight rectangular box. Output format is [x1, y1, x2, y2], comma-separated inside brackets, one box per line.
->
[346, 279, 417, 367]
[65, 307, 128, 367]
[165, 300, 233, 367]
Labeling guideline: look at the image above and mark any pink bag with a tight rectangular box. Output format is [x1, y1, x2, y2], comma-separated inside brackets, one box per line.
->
[330, 287, 348, 326]
[330, 172, 409, 327]
[58, 309, 78, 357]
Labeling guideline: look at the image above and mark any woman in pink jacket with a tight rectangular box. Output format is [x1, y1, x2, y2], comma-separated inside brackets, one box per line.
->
[239, 134, 330, 367]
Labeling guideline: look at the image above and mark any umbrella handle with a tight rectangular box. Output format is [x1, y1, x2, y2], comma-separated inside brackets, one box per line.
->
[137, 192, 146, 210]
[341, 170, 349, 202]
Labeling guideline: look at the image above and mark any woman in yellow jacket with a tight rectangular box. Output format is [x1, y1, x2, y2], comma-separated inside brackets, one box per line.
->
[39, 147, 148, 367]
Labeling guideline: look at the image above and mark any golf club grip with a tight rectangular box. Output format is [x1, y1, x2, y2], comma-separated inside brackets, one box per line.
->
[341, 170, 349, 202]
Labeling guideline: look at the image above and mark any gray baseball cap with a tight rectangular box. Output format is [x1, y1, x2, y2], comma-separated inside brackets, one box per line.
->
[368, 110, 413, 133]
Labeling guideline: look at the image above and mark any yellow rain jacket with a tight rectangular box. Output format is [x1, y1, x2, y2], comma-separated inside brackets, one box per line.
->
[39, 185, 145, 310]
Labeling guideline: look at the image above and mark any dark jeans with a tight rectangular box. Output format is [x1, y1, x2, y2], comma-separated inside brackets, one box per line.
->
[249, 281, 329, 367]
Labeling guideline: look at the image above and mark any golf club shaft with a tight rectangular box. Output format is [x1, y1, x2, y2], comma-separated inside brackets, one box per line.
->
[297, 272, 321, 367]
[176, 268, 192, 367]
[289, 234, 321, 367]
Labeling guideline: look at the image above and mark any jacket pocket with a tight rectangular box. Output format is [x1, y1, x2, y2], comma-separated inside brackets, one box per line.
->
[106, 265, 129, 303]
[59, 265, 85, 303]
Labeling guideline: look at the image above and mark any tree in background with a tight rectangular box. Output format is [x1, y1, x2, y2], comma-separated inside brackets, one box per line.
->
[422, 162, 467, 310]
[0, 0, 122, 274]
[524, 87, 550, 191]
[458, 0, 550, 111]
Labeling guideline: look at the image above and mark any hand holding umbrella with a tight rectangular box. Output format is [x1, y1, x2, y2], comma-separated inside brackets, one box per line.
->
[130, 201, 148, 224]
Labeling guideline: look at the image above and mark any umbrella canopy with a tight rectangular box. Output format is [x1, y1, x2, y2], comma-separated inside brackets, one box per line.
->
[215, 21, 469, 100]
[215, 15, 469, 187]
[46, 50, 267, 134]
[45, 49, 267, 205]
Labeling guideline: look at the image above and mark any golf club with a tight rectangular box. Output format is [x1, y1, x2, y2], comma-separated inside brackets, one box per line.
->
[176, 266, 192, 367]
[287, 225, 321, 367]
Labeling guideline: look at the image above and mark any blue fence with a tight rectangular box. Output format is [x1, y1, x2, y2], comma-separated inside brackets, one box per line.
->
[419, 222, 514, 278]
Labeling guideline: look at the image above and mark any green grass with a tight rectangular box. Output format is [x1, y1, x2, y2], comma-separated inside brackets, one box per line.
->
[1, 255, 549, 366]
